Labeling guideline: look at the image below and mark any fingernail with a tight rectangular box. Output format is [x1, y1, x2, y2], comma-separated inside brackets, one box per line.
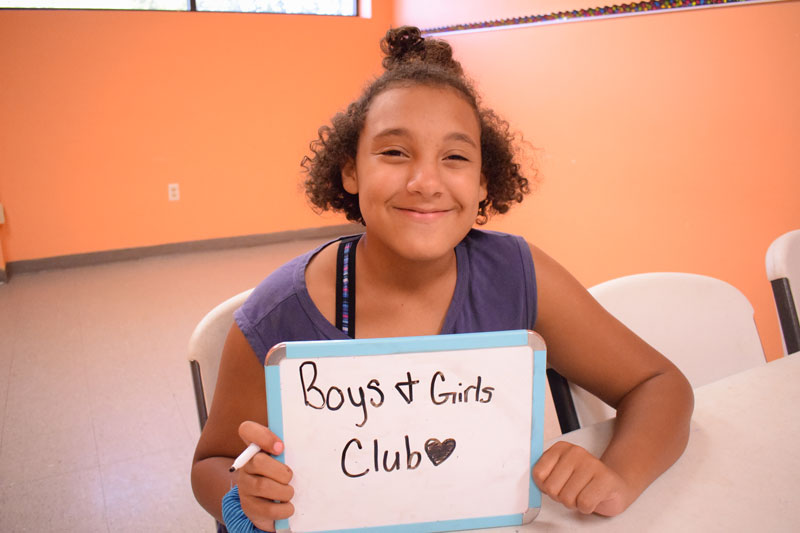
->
[274, 441, 284, 454]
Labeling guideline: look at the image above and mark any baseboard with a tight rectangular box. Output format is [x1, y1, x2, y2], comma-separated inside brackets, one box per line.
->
[6, 223, 362, 278]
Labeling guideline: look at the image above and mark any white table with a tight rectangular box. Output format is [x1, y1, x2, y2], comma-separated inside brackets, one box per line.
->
[492, 355, 800, 532]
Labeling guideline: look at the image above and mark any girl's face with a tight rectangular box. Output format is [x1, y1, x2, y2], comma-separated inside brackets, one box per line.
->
[342, 85, 487, 262]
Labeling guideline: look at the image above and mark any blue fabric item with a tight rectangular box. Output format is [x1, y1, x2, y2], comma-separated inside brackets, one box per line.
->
[221, 485, 270, 533]
[234, 229, 538, 364]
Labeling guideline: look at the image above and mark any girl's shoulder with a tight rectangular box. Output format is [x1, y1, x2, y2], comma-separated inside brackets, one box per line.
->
[463, 227, 528, 246]
[449, 228, 537, 331]
[234, 236, 359, 361]
[233, 250, 313, 354]
[461, 228, 533, 269]
[242, 233, 363, 320]
[245, 254, 310, 315]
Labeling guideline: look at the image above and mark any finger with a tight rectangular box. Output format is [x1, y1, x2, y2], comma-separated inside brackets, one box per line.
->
[593, 495, 627, 517]
[578, 476, 626, 516]
[241, 497, 295, 527]
[264, 501, 294, 521]
[239, 473, 295, 503]
[531, 441, 569, 487]
[534, 450, 579, 500]
[239, 420, 284, 455]
[557, 467, 595, 510]
[250, 503, 294, 531]
[575, 486, 602, 514]
[245, 453, 294, 485]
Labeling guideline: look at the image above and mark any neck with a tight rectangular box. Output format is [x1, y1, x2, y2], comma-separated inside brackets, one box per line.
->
[357, 233, 457, 293]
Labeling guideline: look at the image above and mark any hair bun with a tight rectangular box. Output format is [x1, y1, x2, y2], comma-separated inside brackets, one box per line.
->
[381, 26, 463, 75]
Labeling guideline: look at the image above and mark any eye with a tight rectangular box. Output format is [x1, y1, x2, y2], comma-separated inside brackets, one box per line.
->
[380, 149, 406, 157]
[445, 154, 469, 161]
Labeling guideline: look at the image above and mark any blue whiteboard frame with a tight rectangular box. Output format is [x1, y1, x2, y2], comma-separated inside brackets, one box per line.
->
[265, 329, 546, 533]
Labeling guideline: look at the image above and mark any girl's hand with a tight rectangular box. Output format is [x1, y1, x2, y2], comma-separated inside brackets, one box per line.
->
[236, 421, 295, 530]
[532, 441, 633, 516]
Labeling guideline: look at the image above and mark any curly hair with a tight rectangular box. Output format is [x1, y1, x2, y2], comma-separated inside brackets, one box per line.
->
[302, 26, 532, 225]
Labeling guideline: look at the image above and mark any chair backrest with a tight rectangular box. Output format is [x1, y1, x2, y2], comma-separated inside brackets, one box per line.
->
[188, 288, 254, 430]
[565, 273, 766, 430]
[766, 229, 800, 355]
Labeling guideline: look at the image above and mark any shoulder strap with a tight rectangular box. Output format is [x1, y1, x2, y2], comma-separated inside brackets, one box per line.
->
[335, 236, 359, 338]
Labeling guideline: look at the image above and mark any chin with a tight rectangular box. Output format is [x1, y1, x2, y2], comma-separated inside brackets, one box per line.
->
[390, 231, 467, 262]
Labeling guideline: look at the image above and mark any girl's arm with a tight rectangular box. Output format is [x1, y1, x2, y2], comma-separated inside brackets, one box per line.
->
[529, 244, 694, 515]
[191, 324, 294, 530]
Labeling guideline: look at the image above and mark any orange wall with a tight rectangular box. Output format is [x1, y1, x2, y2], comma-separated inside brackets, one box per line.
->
[396, 0, 800, 361]
[0, 5, 391, 262]
[1, 2, 798, 360]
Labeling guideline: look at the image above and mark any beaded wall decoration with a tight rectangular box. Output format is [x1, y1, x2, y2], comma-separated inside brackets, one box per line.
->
[420, 0, 783, 35]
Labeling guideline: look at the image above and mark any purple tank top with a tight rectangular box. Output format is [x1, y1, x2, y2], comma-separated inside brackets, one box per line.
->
[234, 229, 537, 364]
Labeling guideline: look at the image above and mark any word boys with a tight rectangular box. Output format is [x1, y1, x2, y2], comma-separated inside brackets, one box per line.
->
[298, 361, 495, 428]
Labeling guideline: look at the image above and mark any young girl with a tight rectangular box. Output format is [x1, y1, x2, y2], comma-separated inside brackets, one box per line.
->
[192, 26, 693, 532]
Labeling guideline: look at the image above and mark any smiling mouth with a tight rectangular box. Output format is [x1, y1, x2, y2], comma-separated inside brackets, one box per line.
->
[395, 207, 452, 218]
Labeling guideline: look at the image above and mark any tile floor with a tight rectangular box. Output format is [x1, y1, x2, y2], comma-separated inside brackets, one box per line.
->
[0, 236, 562, 532]
[0, 238, 333, 532]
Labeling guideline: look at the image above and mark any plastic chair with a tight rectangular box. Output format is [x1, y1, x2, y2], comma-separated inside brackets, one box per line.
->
[551, 273, 766, 432]
[766, 230, 800, 356]
[188, 288, 254, 430]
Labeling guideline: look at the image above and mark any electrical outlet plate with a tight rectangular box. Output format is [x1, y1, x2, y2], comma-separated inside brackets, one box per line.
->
[168, 183, 180, 201]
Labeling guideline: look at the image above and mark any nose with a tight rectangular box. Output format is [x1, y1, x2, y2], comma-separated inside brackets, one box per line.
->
[407, 159, 444, 197]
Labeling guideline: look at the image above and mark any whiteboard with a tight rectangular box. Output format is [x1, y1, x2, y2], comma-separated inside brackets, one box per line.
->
[264, 330, 546, 533]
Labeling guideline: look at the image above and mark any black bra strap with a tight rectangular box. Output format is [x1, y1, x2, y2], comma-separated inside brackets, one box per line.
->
[335, 236, 359, 338]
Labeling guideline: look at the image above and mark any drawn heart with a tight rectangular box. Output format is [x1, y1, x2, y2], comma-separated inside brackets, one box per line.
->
[425, 438, 456, 466]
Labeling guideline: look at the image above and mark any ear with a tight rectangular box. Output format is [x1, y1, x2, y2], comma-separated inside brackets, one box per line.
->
[342, 158, 358, 194]
[479, 173, 488, 202]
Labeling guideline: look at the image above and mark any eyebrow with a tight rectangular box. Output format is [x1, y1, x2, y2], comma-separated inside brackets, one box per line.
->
[373, 128, 478, 148]
[445, 131, 479, 148]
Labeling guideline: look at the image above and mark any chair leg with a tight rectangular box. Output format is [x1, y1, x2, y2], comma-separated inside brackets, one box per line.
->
[190, 360, 209, 431]
[771, 278, 800, 355]
[547, 369, 581, 433]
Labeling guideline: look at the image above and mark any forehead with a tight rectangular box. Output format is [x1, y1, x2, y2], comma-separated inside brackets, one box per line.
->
[363, 85, 480, 138]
